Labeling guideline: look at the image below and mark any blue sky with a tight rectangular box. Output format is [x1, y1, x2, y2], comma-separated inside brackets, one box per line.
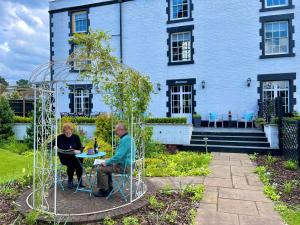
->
[0, 0, 49, 85]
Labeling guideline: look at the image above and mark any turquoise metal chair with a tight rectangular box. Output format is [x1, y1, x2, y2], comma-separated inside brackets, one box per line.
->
[238, 112, 254, 128]
[208, 112, 223, 128]
[106, 162, 135, 202]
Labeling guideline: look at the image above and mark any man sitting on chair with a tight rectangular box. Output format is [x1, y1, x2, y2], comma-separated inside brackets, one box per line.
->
[94, 123, 135, 197]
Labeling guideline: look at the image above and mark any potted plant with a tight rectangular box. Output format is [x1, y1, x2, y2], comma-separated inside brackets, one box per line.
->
[193, 113, 201, 127]
[254, 117, 265, 130]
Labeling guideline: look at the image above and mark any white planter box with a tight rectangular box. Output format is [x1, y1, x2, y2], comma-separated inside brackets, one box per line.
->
[77, 124, 96, 139]
[264, 124, 279, 149]
[13, 123, 30, 140]
[146, 123, 193, 145]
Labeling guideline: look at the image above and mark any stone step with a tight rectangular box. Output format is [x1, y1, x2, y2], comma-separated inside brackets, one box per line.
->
[191, 135, 268, 142]
[190, 140, 270, 147]
[192, 131, 265, 137]
[181, 144, 279, 154]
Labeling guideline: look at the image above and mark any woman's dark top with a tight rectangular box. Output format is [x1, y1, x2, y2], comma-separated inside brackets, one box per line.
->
[57, 133, 82, 151]
[56, 133, 82, 166]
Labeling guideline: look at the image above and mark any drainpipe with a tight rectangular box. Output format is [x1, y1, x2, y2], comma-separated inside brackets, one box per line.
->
[119, 0, 123, 63]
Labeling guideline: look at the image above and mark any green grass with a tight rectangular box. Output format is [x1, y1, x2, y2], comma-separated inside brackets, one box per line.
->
[275, 204, 300, 225]
[145, 152, 212, 177]
[0, 149, 33, 184]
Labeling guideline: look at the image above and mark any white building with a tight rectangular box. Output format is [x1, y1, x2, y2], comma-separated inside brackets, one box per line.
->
[49, 0, 300, 124]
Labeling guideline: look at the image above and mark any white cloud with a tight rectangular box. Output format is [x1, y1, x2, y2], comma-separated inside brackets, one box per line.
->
[0, 0, 49, 85]
[0, 42, 10, 53]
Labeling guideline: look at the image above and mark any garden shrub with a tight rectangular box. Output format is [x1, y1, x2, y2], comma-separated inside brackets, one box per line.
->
[122, 216, 140, 225]
[283, 160, 298, 171]
[95, 114, 117, 145]
[0, 96, 14, 140]
[14, 116, 31, 123]
[145, 117, 187, 124]
[145, 152, 211, 177]
[2, 137, 30, 154]
[61, 116, 96, 124]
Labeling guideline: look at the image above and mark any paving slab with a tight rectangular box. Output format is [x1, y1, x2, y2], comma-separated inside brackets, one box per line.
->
[256, 202, 281, 218]
[239, 215, 285, 225]
[196, 152, 284, 225]
[207, 165, 231, 178]
[196, 210, 239, 225]
[201, 191, 218, 204]
[219, 187, 271, 202]
[204, 177, 233, 188]
[231, 166, 254, 176]
[218, 198, 258, 215]
[198, 203, 217, 212]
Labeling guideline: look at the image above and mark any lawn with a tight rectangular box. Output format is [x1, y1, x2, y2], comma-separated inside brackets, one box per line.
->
[0, 149, 33, 184]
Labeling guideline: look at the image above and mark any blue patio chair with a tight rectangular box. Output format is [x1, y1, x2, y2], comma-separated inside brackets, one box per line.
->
[238, 112, 254, 128]
[208, 112, 223, 128]
[106, 162, 135, 202]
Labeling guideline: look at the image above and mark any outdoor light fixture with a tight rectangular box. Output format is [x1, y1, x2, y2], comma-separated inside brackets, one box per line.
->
[95, 85, 100, 93]
[60, 86, 65, 95]
[156, 83, 161, 92]
[201, 80, 206, 89]
[247, 78, 251, 87]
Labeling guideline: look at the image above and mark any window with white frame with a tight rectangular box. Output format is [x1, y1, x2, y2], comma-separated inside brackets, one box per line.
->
[72, 11, 88, 33]
[74, 89, 90, 114]
[264, 21, 288, 55]
[171, 32, 191, 62]
[171, 0, 190, 20]
[265, 0, 288, 8]
[263, 80, 289, 113]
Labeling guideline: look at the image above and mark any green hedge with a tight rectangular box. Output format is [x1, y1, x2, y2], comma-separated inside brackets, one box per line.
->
[61, 116, 96, 124]
[145, 117, 187, 124]
[14, 116, 31, 123]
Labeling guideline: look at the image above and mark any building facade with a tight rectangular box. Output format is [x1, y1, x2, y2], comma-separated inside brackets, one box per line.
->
[49, 0, 300, 122]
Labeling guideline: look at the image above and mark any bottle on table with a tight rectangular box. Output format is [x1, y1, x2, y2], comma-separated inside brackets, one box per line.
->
[94, 138, 98, 154]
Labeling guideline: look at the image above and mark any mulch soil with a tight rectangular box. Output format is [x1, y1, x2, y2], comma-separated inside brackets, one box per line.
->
[111, 192, 197, 225]
[255, 155, 300, 206]
[0, 183, 27, 225]
[2, 186, 197, 225]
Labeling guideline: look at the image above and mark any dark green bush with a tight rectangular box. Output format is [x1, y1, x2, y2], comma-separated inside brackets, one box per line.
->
[145, 117, 187, 124]
[14, 116, 31, 123]
[0, 96, 14, 140]
[61, 116, 96, 124]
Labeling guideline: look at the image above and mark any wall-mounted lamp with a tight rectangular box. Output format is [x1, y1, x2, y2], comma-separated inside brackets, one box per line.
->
[95, 85, 100, 94]
[201, 80, 206, 89]
[60, 86, 65, 95]
[156, 83, 161, 92]
[247, 78, 251, 87]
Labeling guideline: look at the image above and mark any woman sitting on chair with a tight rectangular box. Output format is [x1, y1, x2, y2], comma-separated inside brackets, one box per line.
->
[56, 123, 84, 189]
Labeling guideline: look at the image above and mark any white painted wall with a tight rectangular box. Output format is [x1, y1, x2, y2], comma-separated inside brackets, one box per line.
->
[50, 0, 300, 118]
[13, 124, 30, 140]
[264, 124, 279, 149]
[147, 124, 193, 145]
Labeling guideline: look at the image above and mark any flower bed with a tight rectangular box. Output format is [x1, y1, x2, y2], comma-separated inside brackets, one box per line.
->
[252, 154, 300, 225]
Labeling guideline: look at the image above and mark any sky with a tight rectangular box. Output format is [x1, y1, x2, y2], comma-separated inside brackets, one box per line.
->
[0, 0, 49, 85]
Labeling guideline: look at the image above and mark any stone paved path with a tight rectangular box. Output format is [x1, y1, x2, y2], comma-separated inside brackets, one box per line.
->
[196, 152, 285, 225]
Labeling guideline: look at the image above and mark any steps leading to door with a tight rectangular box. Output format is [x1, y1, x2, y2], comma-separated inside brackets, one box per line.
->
[181, 129, 279, 154]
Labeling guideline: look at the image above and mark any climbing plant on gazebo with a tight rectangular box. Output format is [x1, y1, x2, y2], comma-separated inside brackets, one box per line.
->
[68, 29, 153, 122]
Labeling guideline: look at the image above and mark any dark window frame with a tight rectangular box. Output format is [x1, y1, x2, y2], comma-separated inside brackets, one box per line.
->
[68, 9, 90, 36]
[259, 13, 295, 59]
[166, 78, 196, 117]
[166, 0, 194, 24]
[257, 73, 296, 113]
[167, 25, 195, 66]
[68, 84, 93, 114]
[260, 0, 294, 12]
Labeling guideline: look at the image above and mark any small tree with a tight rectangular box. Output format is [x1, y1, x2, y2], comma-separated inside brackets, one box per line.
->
[0, 96, 14, 140]
[0, 76, 9, 95]
[69, 29, 153, 122]
[16, 79, 30, 88]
